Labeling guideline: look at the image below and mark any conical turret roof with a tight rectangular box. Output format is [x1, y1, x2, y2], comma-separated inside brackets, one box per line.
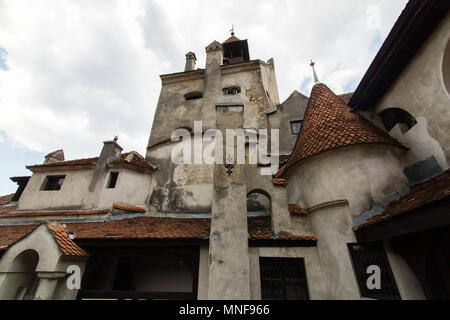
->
[275, 83, 404, 177]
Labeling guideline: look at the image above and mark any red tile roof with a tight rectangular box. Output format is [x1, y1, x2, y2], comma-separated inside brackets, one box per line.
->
[0, 209, 110, 219]
[0, 224, 38, 250]
[223, 35, 240, 43]
[0, 205, 16, 215]
[272, 178, 288, 186]
[0, 213, 318, 249]
[288, 204, 308, 216]
[112, 202, 146, 213]
[66, 216, 210, 240]
[108, 153, 155, 171]
[27, 156, 98, 170]
[355, 169, 450, 230]
[47, 223, 89, 257]
[0, 194, 14, 205]
[26, 151, 153, 171]
[276, 83, 403, 177]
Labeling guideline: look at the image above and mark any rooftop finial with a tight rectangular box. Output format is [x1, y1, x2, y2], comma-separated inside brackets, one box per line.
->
[310, 60, 319, 84]
[230, 24, 235, 36]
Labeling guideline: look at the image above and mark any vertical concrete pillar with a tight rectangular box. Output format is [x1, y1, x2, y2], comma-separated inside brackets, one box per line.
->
[208, 105, 250, 300]
[201, 41, 223, 130]
[309, 204, 360, 299]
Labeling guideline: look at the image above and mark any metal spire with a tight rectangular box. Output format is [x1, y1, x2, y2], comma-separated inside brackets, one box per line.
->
[310, 60, 319, 83]
[230, 25, 235, 36]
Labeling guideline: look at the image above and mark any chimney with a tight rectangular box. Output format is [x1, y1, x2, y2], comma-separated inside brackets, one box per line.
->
[44, 149, 65, 163]
[99, 137, 122, 161]
[185, 52, 197, 71]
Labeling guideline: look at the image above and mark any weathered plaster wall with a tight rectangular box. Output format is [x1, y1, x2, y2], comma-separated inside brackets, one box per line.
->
[268, 90, 309, 155]
[308, 204, 360, 299]
[286, 144, 408, 217]
[17, 170, 95, 211]
[208, 105, 250, 300]
[0, 225, 87, 300]
[96, 168, 153, 208]
[374, 13, 450, 167]
[197, 244, 209, 300]
[250, 246, 327, 300]
[147, 77, 205, 147]
[147, 138, 214, 213]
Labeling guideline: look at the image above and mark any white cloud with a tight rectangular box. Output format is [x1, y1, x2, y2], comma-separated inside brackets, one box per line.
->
[0, 0, 408, 162]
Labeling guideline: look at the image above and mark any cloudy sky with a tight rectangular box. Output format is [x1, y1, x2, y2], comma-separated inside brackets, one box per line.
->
[0, 0, 408, 195]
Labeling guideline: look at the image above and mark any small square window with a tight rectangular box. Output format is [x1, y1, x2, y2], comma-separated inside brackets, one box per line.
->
[290, 120, 302, 135]
[42, 175, 65, 191]
[107, 172, 119, 189]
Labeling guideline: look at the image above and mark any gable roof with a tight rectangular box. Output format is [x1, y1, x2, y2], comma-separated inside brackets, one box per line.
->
[275, 83, 403, 178]
[46, 223, 89, 257]
[26, 151, 155, 172]
[223, 35, 240, 43]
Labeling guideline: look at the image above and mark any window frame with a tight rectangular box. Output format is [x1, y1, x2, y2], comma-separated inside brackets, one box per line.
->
[259, 257, 310, 300]
[290, 120, 303, 135]
[41, 175, 66, 191]
[107, 171, 119, 189]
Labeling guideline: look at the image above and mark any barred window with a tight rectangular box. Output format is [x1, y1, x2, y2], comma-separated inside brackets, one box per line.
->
[348, 242, 400, 300]
[259, 257, 309, 300]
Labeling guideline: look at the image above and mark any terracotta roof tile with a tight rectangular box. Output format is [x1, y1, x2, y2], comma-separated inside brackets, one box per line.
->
[47, 223, 89, 257]
[0, 194, 14, 205]
[113, 203, 146, 213]
[27, 157, 98, 170]
[26, 151, 153, 171]
[288, 204, 308, 216]
[276, 83, 403, 177]
[223, 35, 240, 43]
[355, 169, 450, 230]
[0, 205, 16, 215]
[0, 209, 110, 219]
[66, 216, 211, 240]
[272, 178, 288, 186]
[0, 224, 38, 250]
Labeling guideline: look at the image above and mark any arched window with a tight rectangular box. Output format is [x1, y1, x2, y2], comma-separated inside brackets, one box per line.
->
[247, 189, 271, 215]
[442, 37, 450, 96]
[378, 108, 417, 133]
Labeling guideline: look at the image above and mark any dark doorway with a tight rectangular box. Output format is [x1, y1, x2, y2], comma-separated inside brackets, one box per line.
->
[78, 246, 200, 300]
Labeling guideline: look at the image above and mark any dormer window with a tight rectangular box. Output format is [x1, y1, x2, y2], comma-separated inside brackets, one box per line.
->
[184, 92, 203, 101]
[42, 175, 65, 191]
